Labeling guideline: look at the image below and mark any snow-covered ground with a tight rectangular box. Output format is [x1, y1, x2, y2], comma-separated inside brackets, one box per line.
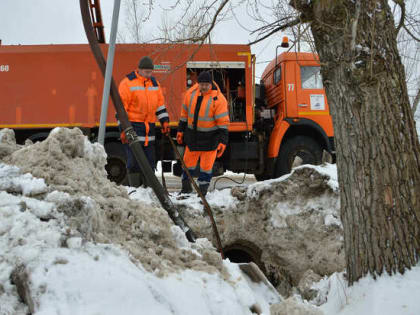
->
[128, 179, 240, 212]
[311, 266, 420, 315]
[0, 176, 278, 314]
[1, 127, 420, 315]
[131, 165, 420, 315]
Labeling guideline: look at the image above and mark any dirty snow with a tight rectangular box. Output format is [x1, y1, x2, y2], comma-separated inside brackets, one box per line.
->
[1, 127, 420, 314]
[0, 164, 47, 196]
[246, 163, 338, 200]
[0, 128, 280, 314]
[176, 164, 344, 298]
[0, 183, 279, 314]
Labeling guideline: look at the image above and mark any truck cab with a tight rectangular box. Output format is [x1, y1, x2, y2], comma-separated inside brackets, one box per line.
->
[253, 52, 335, 179]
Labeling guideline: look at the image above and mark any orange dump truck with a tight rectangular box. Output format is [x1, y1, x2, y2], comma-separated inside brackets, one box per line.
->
[0, 43, 334, 183]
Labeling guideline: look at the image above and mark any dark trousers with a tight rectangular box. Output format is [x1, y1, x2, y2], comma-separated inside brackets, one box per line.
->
[124, 143, 156, 172]
[122, 122, 156, 173]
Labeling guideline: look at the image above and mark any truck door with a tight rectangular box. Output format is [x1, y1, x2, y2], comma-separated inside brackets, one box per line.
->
[284, 61, 298, 118]
[295, 61, 329, 116]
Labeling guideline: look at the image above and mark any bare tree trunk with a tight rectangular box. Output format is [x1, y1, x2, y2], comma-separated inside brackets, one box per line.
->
[292, 0, 420, 285]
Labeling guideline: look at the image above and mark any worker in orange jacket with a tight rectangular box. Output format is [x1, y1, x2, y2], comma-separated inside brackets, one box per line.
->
[119, 56, 170, 187]
[177, 71, 230, 196]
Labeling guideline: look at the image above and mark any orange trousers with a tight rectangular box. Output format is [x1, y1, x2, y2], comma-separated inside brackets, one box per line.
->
[182, 147, 217, 186]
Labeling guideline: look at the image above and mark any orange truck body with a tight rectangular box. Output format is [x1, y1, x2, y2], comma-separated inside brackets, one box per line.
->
[0, 44, 253, 132]
[0, 43, 334, 181]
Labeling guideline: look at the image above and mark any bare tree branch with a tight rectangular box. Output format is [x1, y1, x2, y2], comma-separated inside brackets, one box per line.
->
[393, 0, 406, 34]
[185, 0, 230, 43]
[403, 24, 420, 42]
[248, 17, 301, 45]
[229, 2, 253, 32]
[156, 0, 230, 44]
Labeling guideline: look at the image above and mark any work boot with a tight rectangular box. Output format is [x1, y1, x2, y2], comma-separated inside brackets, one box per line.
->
[127, 172, 143, 188]
[180, 179, 193, 194]
[199, 184, 209, 197]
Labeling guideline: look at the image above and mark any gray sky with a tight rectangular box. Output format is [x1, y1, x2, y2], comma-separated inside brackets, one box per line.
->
[0, 1, 113, 45]
[0, 0, 285, 78]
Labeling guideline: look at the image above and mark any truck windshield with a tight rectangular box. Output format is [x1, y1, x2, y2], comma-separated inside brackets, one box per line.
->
[300, 66, 323, 89]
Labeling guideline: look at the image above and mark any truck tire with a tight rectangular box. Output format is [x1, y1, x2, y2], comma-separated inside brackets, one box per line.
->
[28, 132, 50, 143]
[104, 142, 128, 185]
[274, 136, 322, 178]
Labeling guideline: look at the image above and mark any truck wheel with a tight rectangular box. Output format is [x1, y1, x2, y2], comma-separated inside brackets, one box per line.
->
[28, 132, 50, 143]
[274, 136, 322, 178]
[104, 142, 127, 185]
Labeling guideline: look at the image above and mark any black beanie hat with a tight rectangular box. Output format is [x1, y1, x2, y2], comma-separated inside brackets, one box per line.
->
[138, 56, 154, 70]
[197, 71, 212, 83]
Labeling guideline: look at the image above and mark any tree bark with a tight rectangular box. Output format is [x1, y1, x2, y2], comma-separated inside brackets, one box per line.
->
[291, 0, 420, 285]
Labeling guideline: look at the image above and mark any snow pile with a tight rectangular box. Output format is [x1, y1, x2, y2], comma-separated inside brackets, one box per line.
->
[0, 128, 280, 314]
[171, 164, 344, 297]
[0, 129, 20, 159]
[2, 128, 216, 275]
[0, 164, 47, 196]
[4, 127, 108, 195]
[301, 264, 420, 315]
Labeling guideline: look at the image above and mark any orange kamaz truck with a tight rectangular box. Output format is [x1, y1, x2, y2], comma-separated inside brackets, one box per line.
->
[0, 43, 334, 183]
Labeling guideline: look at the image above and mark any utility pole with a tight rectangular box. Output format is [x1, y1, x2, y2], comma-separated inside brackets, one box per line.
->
[98, 0, 121, 145]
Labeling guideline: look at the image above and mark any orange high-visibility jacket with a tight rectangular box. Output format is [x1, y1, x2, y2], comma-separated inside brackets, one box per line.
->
[119, 70, 169, 145]
[178, 82, 229, 151]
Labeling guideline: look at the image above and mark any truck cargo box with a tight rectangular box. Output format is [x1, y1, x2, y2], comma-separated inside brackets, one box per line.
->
[0, 43, 253, 131]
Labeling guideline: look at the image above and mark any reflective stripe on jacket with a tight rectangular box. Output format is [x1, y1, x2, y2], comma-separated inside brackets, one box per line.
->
[119, 70, 169, 124]
[119, 70, 169, 145]
[178, 82, 229, 151]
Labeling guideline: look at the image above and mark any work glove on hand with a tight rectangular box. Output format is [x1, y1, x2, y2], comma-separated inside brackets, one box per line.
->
[176, 132, 184, 145]
[216, 143, 226, 158]
[162, 122, 170, 135]
[120, 131, 128, 144]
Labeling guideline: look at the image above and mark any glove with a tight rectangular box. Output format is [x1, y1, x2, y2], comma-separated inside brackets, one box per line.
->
[120, 131, 128, 144]
[176, 132, 184, 145]
[216, 143, 226, 158]
[162, 122, 170, 135]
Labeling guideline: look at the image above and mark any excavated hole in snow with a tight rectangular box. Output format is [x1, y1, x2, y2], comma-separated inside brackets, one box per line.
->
[225, 248, 253, 264]
[224, 240, 263, 267]
[177, 165, 344, 298]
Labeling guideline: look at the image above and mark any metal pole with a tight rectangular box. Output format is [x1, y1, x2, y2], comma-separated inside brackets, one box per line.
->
[80, 0, 197, 243]
[98, 0, 121, 145]
[167, 136, 225, 258]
